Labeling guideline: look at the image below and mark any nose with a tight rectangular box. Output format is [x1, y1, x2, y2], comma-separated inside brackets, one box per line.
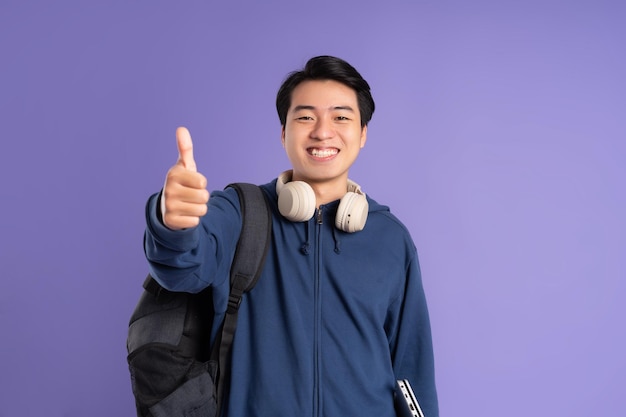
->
[311, 116, 335, 140]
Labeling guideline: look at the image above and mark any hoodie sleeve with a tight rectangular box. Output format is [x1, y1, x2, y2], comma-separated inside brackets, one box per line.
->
[390, 251, 439, 417]
[143, 187, 242, 293]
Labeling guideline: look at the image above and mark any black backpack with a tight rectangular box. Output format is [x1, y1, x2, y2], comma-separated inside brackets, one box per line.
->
[127, 183, 272, 417]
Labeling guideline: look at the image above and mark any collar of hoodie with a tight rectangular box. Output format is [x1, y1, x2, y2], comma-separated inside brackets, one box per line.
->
[299, 203, 342, 256]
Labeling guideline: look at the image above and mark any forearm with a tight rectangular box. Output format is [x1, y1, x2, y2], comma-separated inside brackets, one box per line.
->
[392, 256, 439, 417]
[143, 189, 241, 293]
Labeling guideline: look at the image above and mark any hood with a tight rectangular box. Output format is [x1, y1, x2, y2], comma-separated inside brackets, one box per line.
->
[260, 177, 391, 255]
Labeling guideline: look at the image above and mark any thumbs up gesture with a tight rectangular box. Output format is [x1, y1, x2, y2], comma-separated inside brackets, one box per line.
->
[161, 127, 209, 230]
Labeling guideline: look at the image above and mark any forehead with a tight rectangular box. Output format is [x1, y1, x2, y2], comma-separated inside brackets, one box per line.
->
[289, 79, 358, 110]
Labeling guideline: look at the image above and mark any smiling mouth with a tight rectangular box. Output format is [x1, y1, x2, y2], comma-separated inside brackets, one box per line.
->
[308, 148, 339, 158]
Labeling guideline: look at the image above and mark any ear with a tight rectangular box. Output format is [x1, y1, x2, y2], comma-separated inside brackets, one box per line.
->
[281, 125, 286, 147]
[359, 125, 368, 148]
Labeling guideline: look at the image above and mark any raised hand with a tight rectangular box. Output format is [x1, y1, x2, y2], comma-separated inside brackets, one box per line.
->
[160, 127, 209, 230]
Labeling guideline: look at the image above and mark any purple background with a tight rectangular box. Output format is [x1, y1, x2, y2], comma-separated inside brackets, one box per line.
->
[1, 1, 624, 416]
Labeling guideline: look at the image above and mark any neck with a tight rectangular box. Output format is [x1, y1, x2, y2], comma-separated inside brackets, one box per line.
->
[287, 170, 350, 207]
[306, 178, 348, 207]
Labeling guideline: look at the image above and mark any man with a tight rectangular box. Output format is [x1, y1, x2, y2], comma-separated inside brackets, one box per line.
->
[144, 55, 438, 416]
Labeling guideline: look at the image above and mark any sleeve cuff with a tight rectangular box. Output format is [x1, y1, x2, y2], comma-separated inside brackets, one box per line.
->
[145, 191, 200, 251]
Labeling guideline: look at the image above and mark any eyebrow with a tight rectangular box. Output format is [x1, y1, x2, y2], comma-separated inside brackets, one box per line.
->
[292, 105, 356, 113]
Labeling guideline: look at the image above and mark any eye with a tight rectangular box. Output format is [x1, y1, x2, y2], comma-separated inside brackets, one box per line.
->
[335, 115, 351, 121]
[296, 115, 314, 121]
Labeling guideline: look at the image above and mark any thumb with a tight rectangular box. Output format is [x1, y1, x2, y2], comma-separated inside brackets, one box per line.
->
[176, 126, 197, 172]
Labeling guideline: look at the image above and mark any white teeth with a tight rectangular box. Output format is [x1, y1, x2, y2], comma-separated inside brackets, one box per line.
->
[310, 148, 338, 158]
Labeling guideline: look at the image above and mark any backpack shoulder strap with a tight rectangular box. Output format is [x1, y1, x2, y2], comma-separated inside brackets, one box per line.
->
[214, 182, 272, 414]
[226, 183, 272, 306]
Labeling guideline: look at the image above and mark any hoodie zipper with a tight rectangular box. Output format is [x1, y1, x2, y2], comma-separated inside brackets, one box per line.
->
[314, 206, 323, 417]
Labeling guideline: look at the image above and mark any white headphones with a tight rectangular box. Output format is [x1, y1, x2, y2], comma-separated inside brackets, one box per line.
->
[275, 170, 369, 233]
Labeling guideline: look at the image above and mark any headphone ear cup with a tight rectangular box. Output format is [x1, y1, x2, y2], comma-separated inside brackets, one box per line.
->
[335, 192, 369, 233]
[277, 181, 316, 222]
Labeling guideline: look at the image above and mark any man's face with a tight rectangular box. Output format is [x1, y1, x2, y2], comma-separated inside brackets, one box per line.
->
[281, 79, 367, 188]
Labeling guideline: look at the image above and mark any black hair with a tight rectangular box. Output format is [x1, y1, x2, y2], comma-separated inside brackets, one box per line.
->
[276, 55, 375, 128]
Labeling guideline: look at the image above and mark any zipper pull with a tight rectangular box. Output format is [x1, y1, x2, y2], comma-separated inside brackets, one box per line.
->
[316, 207, 323, 225]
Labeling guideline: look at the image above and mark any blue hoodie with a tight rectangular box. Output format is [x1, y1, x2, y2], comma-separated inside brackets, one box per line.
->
[144, 179, 439, 417]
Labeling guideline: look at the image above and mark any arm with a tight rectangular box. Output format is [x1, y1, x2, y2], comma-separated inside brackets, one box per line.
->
[142, 127, 241, 293]
[390, 252, 439, 417]
[143, 188, 242, 293]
